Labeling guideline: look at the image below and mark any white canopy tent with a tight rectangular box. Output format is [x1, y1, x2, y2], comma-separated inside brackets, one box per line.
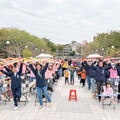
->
[36, 53, 53, 58]
[87, 54, 103, 58]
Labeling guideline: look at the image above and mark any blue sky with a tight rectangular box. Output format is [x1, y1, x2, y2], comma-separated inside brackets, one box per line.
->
[0, 0, 120, 44]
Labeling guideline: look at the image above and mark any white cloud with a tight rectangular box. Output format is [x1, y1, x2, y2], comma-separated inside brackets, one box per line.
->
[80, 19, 96, 26]
[0, 0, 120, 44]
[85, 0, 104, 7]
[47, 0, 64, 4]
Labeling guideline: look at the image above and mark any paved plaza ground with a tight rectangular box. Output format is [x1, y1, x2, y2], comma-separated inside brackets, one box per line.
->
[0, 77, 120, 120]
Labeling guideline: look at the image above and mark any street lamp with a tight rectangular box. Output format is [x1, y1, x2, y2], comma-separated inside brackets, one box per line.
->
[111, 46, 115, 57]
[6, 41, 10, 44]
[111, 46, 114, 48]
[25, 45, 28, 48]
[101, 48, 105, 57]
[35, 48, 37, 50]
[3, 41, 10, 58]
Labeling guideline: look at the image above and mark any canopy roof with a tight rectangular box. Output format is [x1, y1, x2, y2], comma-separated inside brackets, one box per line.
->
[36, 54, 53, 58]
[87, 54, 103, 58]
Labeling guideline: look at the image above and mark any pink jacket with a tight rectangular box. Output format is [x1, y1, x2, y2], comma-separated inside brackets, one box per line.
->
[45, 69, 55, 79]
[22, 64, 26, 74]
[110, 68, 118, 78]
[45, 63, 60, 79]
[54, 63, 60, 70]
[29, 67, 35, 77]
[102, 87, 113, 95]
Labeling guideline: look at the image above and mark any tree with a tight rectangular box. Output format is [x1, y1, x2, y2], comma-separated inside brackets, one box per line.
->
[69, 51, 75, 56]
[23, 48, 32, 58]
[56, 44, 64, 56]
[0, 28, 33, 57]
[43, 38, 56, 53]
[76, 45, 82, 55]
[81, 30, 120, 57]
[0, 27, 57, 58]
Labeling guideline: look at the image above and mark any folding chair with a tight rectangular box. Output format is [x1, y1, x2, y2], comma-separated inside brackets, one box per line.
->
[102, 96, 115, 110]
[21, 83, 29, 106]
[29, 79, 36, 97]
[0, 83, 10, 105]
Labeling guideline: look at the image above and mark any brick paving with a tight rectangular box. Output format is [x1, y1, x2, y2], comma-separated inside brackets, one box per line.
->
[0, 76, 120, 120]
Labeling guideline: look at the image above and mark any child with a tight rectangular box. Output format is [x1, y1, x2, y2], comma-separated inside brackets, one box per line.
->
[101, 82, 114, 104]
[64, 70, 69, 84]
[68, 68, 76, 85]
[77, 69, 86, 87]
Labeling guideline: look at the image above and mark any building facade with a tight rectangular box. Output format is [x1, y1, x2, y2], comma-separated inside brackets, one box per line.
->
[56, 41, 80, 57]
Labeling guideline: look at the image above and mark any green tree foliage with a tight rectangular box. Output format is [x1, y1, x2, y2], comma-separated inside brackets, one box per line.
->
[23, 48, 32, 57]
[0, 27, 57, 57]
[76, 45, 82, 55]
[56, 44, 64, 56]
[81, 30, 120, 57]
[69, 51, 75, 56]
[42, 38, 56, 53]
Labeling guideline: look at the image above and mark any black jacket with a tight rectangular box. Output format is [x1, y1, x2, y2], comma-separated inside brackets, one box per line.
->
[91, 63, 111, 82]
[0, 63, 23, 89]
[29, 63, 48, 88]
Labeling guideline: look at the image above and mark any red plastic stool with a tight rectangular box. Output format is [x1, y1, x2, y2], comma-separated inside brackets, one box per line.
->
[69, 89, 77, 101]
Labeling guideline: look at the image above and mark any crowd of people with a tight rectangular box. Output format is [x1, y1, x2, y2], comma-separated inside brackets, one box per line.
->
[0, 57, 120, 110]
[59, 58, 120, 107]
[0, 59, 61, 110]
